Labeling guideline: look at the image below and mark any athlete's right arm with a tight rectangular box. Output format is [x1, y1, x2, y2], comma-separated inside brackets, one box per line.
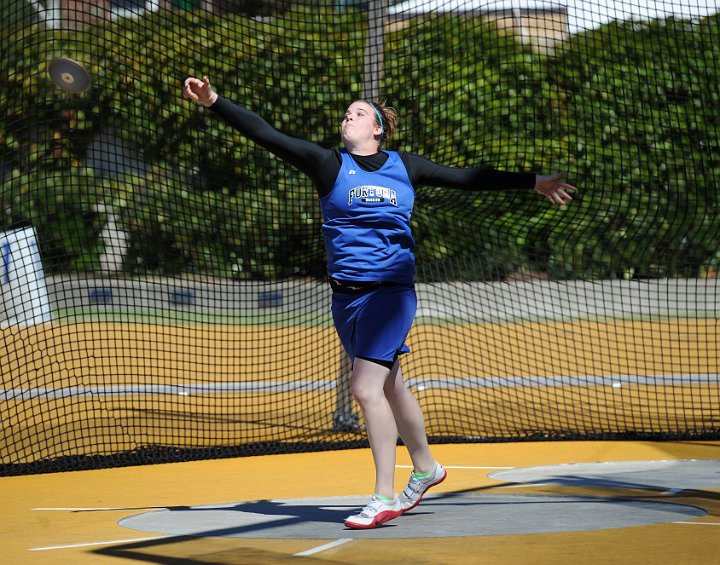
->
[209, 97, 332, 182]
[183, 76, 334, 188]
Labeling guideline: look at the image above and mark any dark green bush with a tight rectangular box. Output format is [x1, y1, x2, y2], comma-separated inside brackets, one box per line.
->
[545, 15, 720, 278]
[1, 8, 718, 280]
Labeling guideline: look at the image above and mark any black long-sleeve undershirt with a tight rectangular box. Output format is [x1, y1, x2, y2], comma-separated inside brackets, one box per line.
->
[209, 96, 536, 198]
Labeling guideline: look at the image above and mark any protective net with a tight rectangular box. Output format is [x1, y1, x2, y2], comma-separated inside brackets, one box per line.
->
[1, 1, 719, 475]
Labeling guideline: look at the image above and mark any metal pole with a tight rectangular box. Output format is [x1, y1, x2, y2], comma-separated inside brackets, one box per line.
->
[26, 0, 59, 29]
[362, 0, 388, 100]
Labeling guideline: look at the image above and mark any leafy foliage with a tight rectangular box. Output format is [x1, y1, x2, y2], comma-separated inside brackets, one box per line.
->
[546, 15, 720, 278]
[1, 8, 718, 280]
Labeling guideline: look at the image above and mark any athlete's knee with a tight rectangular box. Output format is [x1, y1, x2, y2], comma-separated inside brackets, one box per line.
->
[387, 385, 420, 417]
[351, 357, 393, 407]
[351, 379, 384, 408]
[383, 376, 405, 402]
[383, 365, 408, 399]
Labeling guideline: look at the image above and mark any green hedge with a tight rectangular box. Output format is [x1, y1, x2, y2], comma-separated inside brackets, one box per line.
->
[545, 16, 720, 278]
[1, 8, 718, 280]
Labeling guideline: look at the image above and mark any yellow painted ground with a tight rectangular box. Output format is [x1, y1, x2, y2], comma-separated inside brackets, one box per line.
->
[1, 441, 719, 564]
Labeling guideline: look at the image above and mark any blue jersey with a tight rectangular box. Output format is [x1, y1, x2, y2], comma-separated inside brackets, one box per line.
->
[320, 150, 416, 284]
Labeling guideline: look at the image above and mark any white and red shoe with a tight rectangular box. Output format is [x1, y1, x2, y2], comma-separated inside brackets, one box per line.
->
[344, 494, 403, 529]
[399, 462, 447, 512]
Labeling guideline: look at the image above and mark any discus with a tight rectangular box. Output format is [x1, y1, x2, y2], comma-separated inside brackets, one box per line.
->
[48, 58, 91, 93]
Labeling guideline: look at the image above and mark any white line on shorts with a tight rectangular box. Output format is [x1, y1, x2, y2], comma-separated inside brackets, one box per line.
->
[29, 535, 172, 551]
[294, 538, 353, 556]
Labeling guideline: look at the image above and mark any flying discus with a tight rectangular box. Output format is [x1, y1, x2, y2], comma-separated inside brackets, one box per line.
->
[48, 58, 91, 92]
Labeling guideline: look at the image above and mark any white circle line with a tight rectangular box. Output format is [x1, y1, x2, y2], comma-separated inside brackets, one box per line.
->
[294, 538, 353, 556]
[33, 507, 137, 511]
[29, 535, 171, 551]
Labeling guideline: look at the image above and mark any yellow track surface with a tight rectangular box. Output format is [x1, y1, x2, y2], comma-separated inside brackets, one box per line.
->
[2, 440, 719, 564]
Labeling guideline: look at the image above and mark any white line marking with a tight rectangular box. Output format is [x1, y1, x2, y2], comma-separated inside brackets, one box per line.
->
[395, 465, 513, 470]
[33, 507, 137, 511]
[294, 538, 353, 556]
[29, 536, 171, 551]
[674, 522, 720, 526]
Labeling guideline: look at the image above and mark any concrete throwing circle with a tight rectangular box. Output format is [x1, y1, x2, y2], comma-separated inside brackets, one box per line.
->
[118, 493, 706, 539]
[488, 459, 720, 490]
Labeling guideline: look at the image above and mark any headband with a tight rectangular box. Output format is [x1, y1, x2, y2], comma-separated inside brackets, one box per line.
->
[368, 102, 385, 139]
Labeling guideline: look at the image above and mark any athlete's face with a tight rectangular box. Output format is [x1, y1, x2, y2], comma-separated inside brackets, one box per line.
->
[341, 101, 382, 151]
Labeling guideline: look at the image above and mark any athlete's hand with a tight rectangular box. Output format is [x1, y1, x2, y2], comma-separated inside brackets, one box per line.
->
[183, 76, 218, 107]
[534, 173, 577, 205]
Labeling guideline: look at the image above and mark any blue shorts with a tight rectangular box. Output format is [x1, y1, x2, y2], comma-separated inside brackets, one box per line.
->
[331, 284, 417, 365]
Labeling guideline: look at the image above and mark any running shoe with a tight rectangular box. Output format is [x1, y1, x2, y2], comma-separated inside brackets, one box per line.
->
[399, 461, 447, 512]
[344, 494, 403, 529]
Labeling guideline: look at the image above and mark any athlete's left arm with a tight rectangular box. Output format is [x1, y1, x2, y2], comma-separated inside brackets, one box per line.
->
[400, 153, 576, 204]
[399, 152, 534, 191]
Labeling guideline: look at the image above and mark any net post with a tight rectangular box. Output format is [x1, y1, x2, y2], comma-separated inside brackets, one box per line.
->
[362, 0, 387, 100]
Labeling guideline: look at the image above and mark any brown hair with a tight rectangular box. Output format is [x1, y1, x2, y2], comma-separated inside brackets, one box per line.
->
[360, 99, 398, 148]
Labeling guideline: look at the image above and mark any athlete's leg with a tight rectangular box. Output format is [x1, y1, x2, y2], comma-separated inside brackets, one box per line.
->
[384, 360, 435, 474]
[351, 357, 398, 499]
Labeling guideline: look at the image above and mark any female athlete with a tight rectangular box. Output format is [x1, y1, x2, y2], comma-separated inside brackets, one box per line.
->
[183, 76, 576, 529]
